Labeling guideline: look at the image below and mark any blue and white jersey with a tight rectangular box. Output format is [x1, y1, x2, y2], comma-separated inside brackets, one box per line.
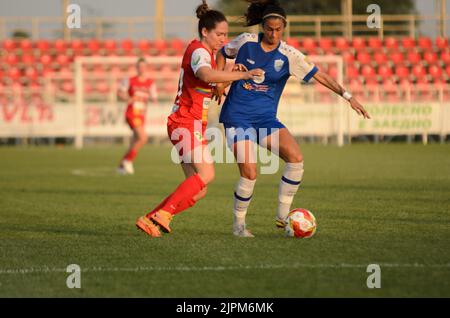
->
[219, 33, 318, 124]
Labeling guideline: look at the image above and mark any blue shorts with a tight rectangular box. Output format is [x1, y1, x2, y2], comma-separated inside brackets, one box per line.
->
[223, 118, 286, 148]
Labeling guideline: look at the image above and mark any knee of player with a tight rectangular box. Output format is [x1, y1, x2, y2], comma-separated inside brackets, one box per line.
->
[286, 153, 303, 163]
[140, 135, 149, 144]
[242, 168, 257, 180]
[199, 169, 215, 185]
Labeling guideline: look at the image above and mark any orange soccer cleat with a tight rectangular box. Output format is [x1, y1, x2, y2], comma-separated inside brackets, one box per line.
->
[149, 210, 173, 233]
[136, 216, 162, 238]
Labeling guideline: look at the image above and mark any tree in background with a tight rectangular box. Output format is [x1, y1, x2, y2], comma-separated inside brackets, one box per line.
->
[217, 0, 416, 16]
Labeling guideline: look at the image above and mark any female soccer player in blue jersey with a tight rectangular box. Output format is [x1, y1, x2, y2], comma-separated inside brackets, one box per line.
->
[214, 0, 370, 237]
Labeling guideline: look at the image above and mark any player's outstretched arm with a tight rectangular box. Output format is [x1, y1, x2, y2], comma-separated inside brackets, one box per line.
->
[196, 66, 263, 85]
[313, 71, 371, 119]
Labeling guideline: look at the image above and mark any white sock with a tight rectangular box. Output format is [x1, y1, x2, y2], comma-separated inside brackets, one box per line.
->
[233, 177, 256, 228]
[277, 162, 304, 221]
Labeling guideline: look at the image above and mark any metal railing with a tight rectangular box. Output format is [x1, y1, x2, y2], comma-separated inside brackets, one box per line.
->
[0, 14, 448, 40]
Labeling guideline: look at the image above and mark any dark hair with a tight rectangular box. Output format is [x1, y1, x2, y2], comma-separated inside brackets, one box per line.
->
[196, 0, 227, 38]
[244, 0, 287, 27]
[136, 57, 146, 65]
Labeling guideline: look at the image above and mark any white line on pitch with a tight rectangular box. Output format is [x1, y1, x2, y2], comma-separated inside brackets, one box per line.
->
[0, 263, 449, 275]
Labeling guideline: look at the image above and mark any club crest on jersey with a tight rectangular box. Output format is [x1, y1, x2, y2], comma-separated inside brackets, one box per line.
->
[274, 59, 284, 72]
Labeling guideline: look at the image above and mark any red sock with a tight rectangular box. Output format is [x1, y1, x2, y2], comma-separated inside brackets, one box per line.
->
[123, 148, 138, 162]
[146, 193, 197, 218]
[148, 174, 205, 216]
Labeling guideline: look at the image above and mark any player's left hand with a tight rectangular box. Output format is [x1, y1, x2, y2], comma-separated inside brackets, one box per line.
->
[213, 83, 226, 105]
[349, 98, 371, 119]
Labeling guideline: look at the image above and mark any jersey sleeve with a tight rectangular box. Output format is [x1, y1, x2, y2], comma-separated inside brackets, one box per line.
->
[191, 48, 212, 74]
[288, 48, 318, 83]
[221, 33, 258, 59]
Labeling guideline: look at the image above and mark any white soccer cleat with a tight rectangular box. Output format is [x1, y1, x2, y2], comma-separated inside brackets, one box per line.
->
[233, 224, 255, 238]
[118, 160, 134, 175]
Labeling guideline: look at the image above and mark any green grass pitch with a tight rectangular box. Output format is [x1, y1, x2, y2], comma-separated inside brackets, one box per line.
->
[0, 144, 449, 297]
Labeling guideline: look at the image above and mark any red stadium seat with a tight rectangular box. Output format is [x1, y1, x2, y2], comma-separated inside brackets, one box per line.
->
[318, 38, 333, 53]
[87, 39, 101, 54]
[153, 39, 167, 54]
[412, 64, 426, 79]
[418, 37, 433, 51]
[356, 51, 371, 65]
[2, 39, 16, 51]
[137, 40, 151, 54]
[368, 37, 383, 51]
[19, 39, 33, 52]
[54, 39, 67, 54]
[395, 65, 410, 80]
[96, 80, 109, 94]
[345, 64, 359, 79]
[301, 37, 316, 53]
[378, 65, 393, 78]
[286, 38, 300, 49]
[383, 78, 400, 102]
[406, 51, 421, 65]
[71, 39, 84, 53]
[61, 81, 75, 94]
[373, 51, 388, 65]
[445, 65, 450, 78]
[103, 40, 116, 54]
[39, 54, 52, 67]
[361, 65, 376, 79]
[327, 65, 338, 78]
[436, 37, 449, 50]
[121, 39, 134, 55]
[352, 37, 366, 51]
[341, 51, 355, 64]
[423, 51, 438, 65]
[21, 54, 35, 65]
[335, 37, 349, 51]
[6, 54, 19, 65]
[8, 67, 21, 82]
[401, 37, 416, 50]
[384, 37, 398, 50]
[391, 51, 404, 65]
[429, 64, 443, 80]
[441, 50, 450, 65]
[170, 38, 185, 55]
[56, 54, 71, 67]
[24, 67, 39, 81]
[36, 39, 50, 53]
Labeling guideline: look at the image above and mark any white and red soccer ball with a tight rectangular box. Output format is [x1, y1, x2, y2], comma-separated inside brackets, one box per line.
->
[285, 208, 317, 238]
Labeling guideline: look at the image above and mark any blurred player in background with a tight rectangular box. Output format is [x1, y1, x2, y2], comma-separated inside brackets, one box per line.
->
[135, 1, 263, 237]
[117, 57, 158, 175]
[214, 0, 370, 237]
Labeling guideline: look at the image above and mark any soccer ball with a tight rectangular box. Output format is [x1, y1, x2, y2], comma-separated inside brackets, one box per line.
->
[285, 208, 317, 238]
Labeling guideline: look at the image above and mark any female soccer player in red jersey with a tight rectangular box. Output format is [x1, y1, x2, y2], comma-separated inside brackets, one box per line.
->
[136, 1, 264, 237]
[117, 57, 158, 175]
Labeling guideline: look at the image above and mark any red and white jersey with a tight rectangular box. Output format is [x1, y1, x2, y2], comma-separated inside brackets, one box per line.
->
[169, 39, 217, 125]
[119, 76, 157, 114]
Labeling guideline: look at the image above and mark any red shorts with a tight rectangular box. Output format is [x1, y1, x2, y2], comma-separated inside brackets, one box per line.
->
[167, 118, 207, 158]
[126, 115, 145, 129]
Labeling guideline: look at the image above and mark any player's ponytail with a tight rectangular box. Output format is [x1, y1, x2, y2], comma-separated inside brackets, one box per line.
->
[244, 0, 287, 27]
[196, 0, 227, 38]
